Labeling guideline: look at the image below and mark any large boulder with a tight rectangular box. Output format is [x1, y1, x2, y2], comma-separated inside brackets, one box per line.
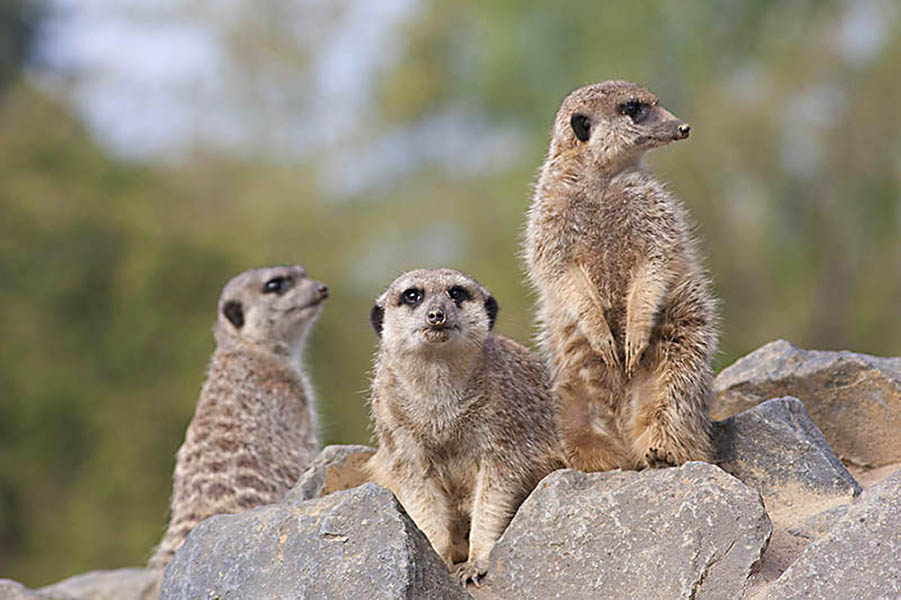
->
[713, 397, 861, 512]
[486, 462, 771, 600]
[765, 469, 901, 599]
[160, 482, 469, 600]
[712, 340, 901, 467]
[37, 569, 159, 600]
[283, 444, 375, 503]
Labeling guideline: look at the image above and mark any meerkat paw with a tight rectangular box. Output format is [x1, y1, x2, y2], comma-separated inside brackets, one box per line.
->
[588, 331, 621, 370]
[624, 329, 649, 376]
[642, 447, 677, 469]
[455, 559, 488, 587]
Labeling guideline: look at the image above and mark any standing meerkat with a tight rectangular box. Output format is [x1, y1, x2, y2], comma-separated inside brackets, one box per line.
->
[366, 268, 564, 584]
[524, 80, 718, 472]
[148, 265, 328, 570]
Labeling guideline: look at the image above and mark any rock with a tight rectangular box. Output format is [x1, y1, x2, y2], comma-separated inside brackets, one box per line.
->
[0, 579, 48, 600]
[283, 444, 375, 503]
[160, 483, 469, 600]
[486, 462, 771, 600]
[765, 469, 901, 599]
[37, 569, 159, 600]
[713, 397, 861, 511]
[712, 340, 901, 467]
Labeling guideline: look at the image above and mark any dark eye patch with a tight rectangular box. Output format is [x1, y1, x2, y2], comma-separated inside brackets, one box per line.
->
[399, 288, 423, 307]
[618, 100, 650, 123]
[570, 113, 591, 142]
[263, 276, 293, 294]
[446, 286, 471, 306]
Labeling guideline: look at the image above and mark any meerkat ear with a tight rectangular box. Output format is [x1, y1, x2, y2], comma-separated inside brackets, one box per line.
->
[484, 296, 499, 330]
[222, 300, 245, 329]
[570, 113, 591, 142]
[370, 303, 385, 337]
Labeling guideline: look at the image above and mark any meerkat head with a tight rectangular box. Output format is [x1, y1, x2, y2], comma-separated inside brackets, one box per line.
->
[552, 80, 690, 171]
[214, 265, 328, 357]
[369, 268, 498, 356]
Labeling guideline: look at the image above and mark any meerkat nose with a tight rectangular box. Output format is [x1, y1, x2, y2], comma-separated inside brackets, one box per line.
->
[317, 284, 329, 299]
[677, 124, 691, 138]
[427, 307, 446, 326]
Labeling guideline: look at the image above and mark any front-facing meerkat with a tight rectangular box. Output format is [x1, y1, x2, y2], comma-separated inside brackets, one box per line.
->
[524, 80, 718, 471]
[366, 268, 563, 584]
[148, 265, 328, 570]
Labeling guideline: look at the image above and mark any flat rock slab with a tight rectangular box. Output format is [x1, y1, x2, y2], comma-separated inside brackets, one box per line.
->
[284, 444, 375, 503]
[712, 340, 901, 467]
[487, 462, 771, 600]
[766, 469, 901, 599]
[713, 397, 861, 511]
[160, 482, 469, 600]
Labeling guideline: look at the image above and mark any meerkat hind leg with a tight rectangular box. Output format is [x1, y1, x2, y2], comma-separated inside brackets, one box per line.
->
[628, 338, 713, 468]
[557, 376, 632, 472]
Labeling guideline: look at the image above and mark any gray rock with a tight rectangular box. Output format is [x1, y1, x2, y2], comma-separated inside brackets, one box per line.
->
[0, 579, 48, 600]
[160, 482, 470, 600]
[712, 340, 901, 467]
[486, 462, 771, 600]
[713, 397, 861, 511]
[283, 444, 375, 503]
[37, 569, 159, 600]
[766, 469, 901, 599]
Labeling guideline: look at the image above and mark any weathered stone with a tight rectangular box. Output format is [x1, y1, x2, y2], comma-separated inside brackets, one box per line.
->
[486, 462, 771, 600]
[766, 469, 901, 599]
[160, 482, 469, 600]
[37, 569, 159, 600]
[0, 579, 48, 600]
[712, 340, 901, 467]
[283, 444, 375, 503]
[713, 397, 861, 511]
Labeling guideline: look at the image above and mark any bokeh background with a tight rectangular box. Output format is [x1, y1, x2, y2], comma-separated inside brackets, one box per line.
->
[1, 0, 899, 586]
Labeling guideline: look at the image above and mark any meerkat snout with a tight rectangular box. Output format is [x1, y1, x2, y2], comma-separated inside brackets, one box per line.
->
[426, 305, 447, 327]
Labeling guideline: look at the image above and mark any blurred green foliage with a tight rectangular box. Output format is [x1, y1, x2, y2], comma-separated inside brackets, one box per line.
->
[1, 0, 899, 587]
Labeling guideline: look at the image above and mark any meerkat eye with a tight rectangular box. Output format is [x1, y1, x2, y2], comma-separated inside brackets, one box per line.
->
[400, 288, 423, 306]
[263, 276, 292, 294]
[446, 286, 471, 305]
[618, 101, 650, 123]
[570, 113, 591, 142]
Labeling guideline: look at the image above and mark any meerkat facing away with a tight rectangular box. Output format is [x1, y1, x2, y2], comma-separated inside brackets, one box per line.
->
[524, 80, 718, 472]
[366, 268, 564, 584]
[148, 265, 328, 570]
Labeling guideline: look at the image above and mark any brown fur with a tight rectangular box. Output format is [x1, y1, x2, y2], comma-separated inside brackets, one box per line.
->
[366, 268, 564, 584]
[523, 81, 718, 471]
[148, 265, 327, 570]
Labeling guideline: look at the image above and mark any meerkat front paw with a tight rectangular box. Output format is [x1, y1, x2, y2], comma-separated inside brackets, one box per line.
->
[456, 559, 488, 586]
[624, 328, 649, 376]
[588, 331, 621, 370]
[643, 447, 677, 469]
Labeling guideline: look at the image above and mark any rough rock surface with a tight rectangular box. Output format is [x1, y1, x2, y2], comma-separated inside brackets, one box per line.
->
[36, 569, 159, 600]
[283, 444, 375, 503]
[486, 462, 771, 600]
[0, 579, 45, 600]
[713, 396, 861, 511]
[160, 482, 470, 600]
[765, 469, 901, 599]
[712, 340, 901, 467]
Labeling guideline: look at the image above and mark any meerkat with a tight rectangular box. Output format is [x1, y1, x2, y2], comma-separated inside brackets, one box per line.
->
[366, 268, 564, 584]
[148, 265, 328, 570]
[523, 80, 718, 472]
